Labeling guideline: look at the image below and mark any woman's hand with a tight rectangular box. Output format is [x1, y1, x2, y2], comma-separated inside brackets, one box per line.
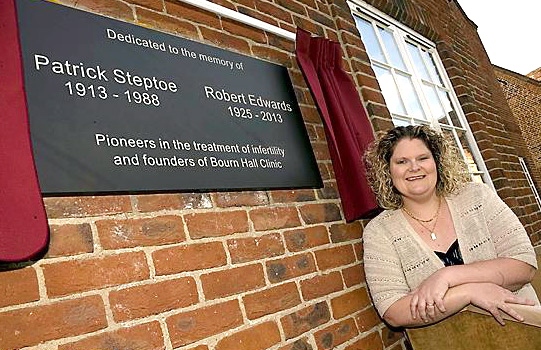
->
[467, 283, 536, 325]
[409, 269, 450, 322]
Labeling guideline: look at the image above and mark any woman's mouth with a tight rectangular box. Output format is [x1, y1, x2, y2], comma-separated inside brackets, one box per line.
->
[406, 175, 425, 181]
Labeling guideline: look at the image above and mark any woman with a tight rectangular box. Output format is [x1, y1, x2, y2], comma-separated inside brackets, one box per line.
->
[363, 125, 538, 328]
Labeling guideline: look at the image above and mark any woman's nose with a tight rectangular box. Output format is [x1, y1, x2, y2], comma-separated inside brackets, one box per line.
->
[409, 160, 420, 171]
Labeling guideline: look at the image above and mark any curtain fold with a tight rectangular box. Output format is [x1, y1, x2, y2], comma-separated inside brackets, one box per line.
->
[295, 28, 380, 221]
[0, 0, 49, 262]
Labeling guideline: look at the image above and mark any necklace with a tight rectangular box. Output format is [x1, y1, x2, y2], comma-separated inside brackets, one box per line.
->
[402, 197, 442, 223]
[402, 198, 442, 241]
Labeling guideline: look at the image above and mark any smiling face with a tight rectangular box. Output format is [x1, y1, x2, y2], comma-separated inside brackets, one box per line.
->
[389, 137, 438, 202]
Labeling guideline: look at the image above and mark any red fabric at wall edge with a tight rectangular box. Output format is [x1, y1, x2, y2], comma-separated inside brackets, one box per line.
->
[0, 0, 50, 262]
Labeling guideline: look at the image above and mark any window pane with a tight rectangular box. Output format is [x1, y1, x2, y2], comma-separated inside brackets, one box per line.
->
[422, 84, 446, 123]
[422, 50, 443, 85]
[455, 129, 482, 174]
[438, 90, 457, 126]
[354, 17, 386, 63]
[373, 66, 406, 114]
[379, 29, 406, 70]
[395, 73, 426, 120]
[392, 118, 411, 127]
[406, 43, 431, 81]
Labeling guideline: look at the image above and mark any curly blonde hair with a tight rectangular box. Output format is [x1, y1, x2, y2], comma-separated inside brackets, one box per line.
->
[364, 125, 470, 210]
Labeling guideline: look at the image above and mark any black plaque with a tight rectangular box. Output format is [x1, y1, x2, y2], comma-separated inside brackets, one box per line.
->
[14, 0, 321, 194]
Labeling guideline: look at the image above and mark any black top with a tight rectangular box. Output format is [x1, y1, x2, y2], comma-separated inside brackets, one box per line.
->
[435, 239, 464, 266]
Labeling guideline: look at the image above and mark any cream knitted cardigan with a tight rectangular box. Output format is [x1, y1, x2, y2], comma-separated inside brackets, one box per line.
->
[363, 182, 539, 317]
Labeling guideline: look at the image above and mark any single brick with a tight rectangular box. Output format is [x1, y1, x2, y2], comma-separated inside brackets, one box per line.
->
[185, 211, 249, 238]
[271, 189, 316, 203]
[70, 0, 134, 21]
[43, 195, 131, 218]
[227, 232, 284, 263]
[200, 27, 251, 54]
[382, 326, 403, 347]
[165, 1, 221, 28]
[42, 252, 149, 297]
[266, 253, 316, 283]
[276, 338, 313, 350]
[313, 318, 359, 350]
[153, 242, 227, 275]
[314, 245, 356, 271]
[215, 321, 281, 350]
[110, 277, 198, 322]
[283, 226, 329, 252]
[329, 222, 363, 242]
[213, 191, 269, 207]
[166, 300, 243, 347]
[355, 306, 381, 333]
[330, 288, 371, 319]
[46, 223, 93, 257]
[201, 264, 265, 300]
[243, 282, 301, 319]
[135, 193, 212, 212]
[96, 215, 185, 249]
[280, 302, 330, 339]
[344, 332, 383, 350]
[342, 265, 364, 287]
[58, 321, 164, 350]
[298, 203, 342, 224]
[299, 272, 343, 301]
[0, 267, 39, 308]
[249, 207, 301, 231]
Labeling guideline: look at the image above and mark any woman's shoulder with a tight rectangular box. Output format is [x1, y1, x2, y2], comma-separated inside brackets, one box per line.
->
[364, 209, 402, 236]
[450, 181, 492, 200]
[447, 182, 497, 216]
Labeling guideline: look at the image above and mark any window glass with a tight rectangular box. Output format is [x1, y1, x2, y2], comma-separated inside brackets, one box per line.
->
[395, 73, 426, 120]
[380, 29, 406, 70]
[437, 90, 455, 126]
[422, 50, 443, 84]
[406, 43, 430, 81]
[354, 17, 385, 63]
[392, 118, 411, 127]
[373, 65, 406, 115]
[422, 84, 446, 122]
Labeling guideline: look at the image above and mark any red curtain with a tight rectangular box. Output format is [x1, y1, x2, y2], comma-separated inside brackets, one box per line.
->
[0, 0, 49, 262]
[295, 28, 380, 221]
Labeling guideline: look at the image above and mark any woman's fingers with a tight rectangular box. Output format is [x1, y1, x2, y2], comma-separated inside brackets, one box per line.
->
[410, 291, 443, 322]
[426, 302, 437, 319]
[410, 294, 419, 319]
[434, 299, 446, 313]
[499, 303, 525, 323]
[506, 296, 536, 306]
[488, 307, 506, 326]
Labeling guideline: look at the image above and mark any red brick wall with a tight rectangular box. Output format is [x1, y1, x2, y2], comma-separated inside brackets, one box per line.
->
[2, 0, 540, 349]
[494, 66, 541, 185]
[493, 66, 541, 238]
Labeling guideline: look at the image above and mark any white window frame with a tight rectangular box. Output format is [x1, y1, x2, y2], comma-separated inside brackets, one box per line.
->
[347, 0, 493, 188]
[519, 157, 541, 211]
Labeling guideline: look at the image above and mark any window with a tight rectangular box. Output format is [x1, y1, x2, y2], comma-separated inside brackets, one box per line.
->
[519, 157, 541, 211]
[348, 1, 491, 185]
